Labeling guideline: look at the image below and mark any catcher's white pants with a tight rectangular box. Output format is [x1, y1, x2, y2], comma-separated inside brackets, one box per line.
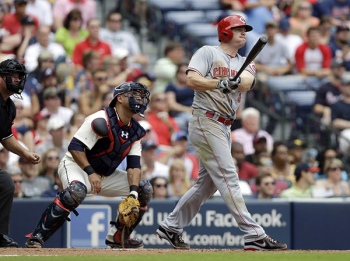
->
[58, 155, 130, 240]
[161, 113, 266, 243]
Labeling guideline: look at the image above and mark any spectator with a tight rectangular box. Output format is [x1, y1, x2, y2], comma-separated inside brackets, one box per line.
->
[244, 0, 274, 35]
[40, 87, 74, 128]
[339, 129, 350, 165]
[15, 15, 37, 60]
[245, 133, 268, 164]
[41, 169, 63, 197]
[280, 162, 318, 199]
[99, 11, 148, 67]
[314, 158, 350, 196]
[313, 60, 345, 125]
[78, 68, 109, 116]
[331, 77, 350, 131]
[141, 140, 169, 180]
[24, 26, 66, 72]
[9, 167, 23, 198]
[274, 18, 303, 64]
[25, 50, 55, 96]
[165, 63, 194, 132]
[231, 142, 258, 182]
[153, 41, 185, 93]
[148, 92, 179, 147]
[35, 118, 69, 160]
[319, 0, 350, 26]
[288, 139, 306, 165]
[157, 131, 199, 182]
[251, 173, 277, 199]
[2, 0, 39, 37]
[135, 74, 155, 94]
[19, 157, 51, 197]
[101, 91, 114, 108]
[271, 142, 295, 185]
[73, 50, 100, 96]
[26, 0, 53, 26]
[220, 0, 245, 11]
[167, 159, 190, 198]
[138, 120, 159, 145]
[52, 0, 96, 30]
[72, 18, 112, 68]
[113, 48, 143, 82]
[13, 100, 32, 136]
[255, 20, 293, 76]
[101, 55, 126, 89]
[255, 152, 272, 175]
[289, 1, 320, 39]
[295, 27, 332, 78]
[36, 148, 60, 186]
[55, 9, 89, 58]
[316, 148, 337, 178]
[23, 110, 51, 152]
[150, 177, 168, 199]
[319, 15, 333, 45]
[31, 68, 68, 116]
[232, 107, 274, 155]
[328, 25, 350, 71]
[65, 111, 85, 141]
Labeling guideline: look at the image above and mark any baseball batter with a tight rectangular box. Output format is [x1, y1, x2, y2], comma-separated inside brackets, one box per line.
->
[25, 82, 153, 249]
[156, 15, 287, 251]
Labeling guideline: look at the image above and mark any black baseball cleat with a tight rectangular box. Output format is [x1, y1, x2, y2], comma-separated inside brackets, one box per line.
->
[0, 235, 18, 248]
[156, 226, 190, 250]
[105, 238, 143, 249]
[244, 236, 287, 251]
[25, 238, 43, 248]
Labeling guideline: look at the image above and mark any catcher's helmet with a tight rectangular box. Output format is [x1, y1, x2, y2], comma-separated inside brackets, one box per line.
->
[109, 82, 150, 118]
[0, 59, 27, 95]
[218, 15, 253, 42]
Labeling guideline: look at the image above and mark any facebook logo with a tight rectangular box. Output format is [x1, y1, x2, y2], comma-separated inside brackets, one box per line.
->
[67, 205, 112, 248]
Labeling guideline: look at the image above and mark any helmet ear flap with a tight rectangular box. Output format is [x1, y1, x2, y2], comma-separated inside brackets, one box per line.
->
[221, 28, 233, 42]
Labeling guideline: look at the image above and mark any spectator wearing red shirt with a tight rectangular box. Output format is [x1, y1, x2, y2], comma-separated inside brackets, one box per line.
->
[295, 27, 332, 78]
[72, 18, 111, 68]
[148, 92, 179, 147]
[231, 142, 258, 182]
[2, 0, 39, 36]
[157, 131, 199, 182]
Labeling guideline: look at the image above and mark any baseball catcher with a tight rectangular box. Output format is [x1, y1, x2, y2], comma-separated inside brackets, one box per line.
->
[25, 82, 153, 249]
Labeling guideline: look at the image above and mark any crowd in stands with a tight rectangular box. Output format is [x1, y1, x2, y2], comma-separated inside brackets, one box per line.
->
[0, 0, 349, 201]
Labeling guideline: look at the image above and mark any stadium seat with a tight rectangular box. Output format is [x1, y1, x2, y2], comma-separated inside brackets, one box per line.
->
[204, 36, 219, 46]
[206, 10, 224, 23]
[165, 11, 207, 24]
[187, 0, 221, 10]
[184, 23, 217, 37]
[149, 0, 189, 12]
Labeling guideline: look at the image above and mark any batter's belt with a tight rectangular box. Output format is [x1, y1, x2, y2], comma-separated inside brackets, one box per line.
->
[192, 109, 233, 126]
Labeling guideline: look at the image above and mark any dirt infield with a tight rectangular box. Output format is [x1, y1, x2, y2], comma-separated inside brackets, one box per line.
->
[0, 248, 348, 256]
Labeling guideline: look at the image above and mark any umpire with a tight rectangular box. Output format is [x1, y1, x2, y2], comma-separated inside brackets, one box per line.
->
[0, 59, 41, 247]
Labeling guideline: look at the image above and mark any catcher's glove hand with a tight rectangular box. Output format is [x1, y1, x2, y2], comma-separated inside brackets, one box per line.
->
[216, 76, 242, 94]
[118, 196, 140, 227]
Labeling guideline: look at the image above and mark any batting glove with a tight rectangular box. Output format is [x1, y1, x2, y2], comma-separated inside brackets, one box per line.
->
[216, 77, 242, 94]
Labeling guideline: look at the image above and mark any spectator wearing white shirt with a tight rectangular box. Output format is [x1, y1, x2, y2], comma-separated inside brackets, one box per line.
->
[35, 118, 70, 160]
[99, 11, 148, 67]
[141, 140, 169, 180]
[24, 26, 66, 72]
[40, 87, 74, 129]
[26, 0, 53, 26]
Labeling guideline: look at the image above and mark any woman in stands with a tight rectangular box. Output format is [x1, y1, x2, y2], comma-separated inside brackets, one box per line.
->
[23, 111, 51, 153]
[315, 158, 350, 196]
[167, 159, 190, 198]
[55, 9, 88, 58]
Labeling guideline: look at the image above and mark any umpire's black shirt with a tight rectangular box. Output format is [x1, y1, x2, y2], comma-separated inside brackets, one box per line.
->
[0, 92, 16, 141]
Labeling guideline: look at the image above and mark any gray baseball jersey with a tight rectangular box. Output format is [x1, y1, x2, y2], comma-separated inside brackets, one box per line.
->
[160, 45, 266, 244]
[187, 46, 256, 119]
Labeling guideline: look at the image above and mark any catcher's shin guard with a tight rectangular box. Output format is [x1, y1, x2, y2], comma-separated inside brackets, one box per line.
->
[25, 181, 86, 247]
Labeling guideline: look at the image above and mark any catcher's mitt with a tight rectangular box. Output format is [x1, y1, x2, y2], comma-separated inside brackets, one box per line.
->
[118, 196, 140, 227]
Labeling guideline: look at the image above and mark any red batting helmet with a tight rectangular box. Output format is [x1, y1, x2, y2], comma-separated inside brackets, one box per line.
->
[218, 15, 253, 42]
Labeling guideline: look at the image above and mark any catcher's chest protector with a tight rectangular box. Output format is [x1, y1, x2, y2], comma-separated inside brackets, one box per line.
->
[86, 107, 146, 176]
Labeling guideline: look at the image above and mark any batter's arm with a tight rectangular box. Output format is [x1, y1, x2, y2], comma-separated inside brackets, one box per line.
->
[236, 70, 255, 93]
[187, 70, 218, 91]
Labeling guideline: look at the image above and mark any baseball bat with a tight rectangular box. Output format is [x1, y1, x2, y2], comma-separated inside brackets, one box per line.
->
[232, 36, 268, 81]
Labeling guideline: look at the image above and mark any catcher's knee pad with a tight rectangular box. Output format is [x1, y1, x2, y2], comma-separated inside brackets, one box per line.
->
[59, 180, 87, 211]
[138, 179, 153, 207]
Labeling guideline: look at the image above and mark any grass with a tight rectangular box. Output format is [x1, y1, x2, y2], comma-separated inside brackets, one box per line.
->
[1, 252, 350, 261]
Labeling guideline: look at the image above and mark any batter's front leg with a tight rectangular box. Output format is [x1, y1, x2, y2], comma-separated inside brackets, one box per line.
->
[190, 117, 266, 243]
